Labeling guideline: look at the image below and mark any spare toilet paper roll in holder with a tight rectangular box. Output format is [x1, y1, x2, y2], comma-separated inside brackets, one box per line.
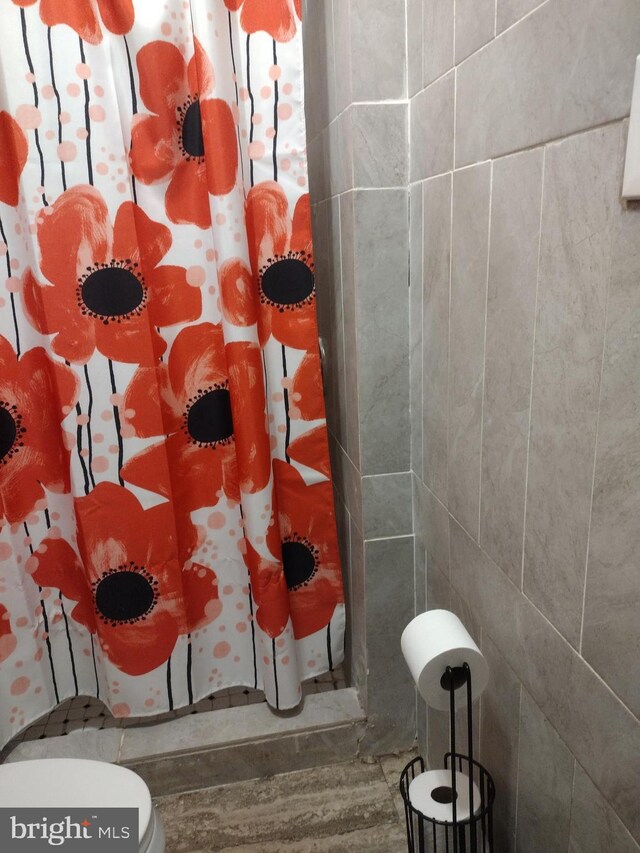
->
[399, 611, 495, 853]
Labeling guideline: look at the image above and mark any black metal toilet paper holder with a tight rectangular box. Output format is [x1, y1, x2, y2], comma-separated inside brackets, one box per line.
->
[399, 663, 495, 853]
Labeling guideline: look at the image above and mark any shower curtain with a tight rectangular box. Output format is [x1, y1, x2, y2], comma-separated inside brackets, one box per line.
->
[0, 0, 344, 747]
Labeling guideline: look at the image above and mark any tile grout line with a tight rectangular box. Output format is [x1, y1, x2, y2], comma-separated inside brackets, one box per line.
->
[453, 0, 457, 73]
[335, 192, 351, 492]
[419, 180, 425, 490]
[364, 532, 415, 545]
[313, 118, 626, 206]
[477, 160, 494, 544]
[566, 757, 578, 851]
[401, 117, 627, 196]
[445, 44, 456, 513]
[512, 683, 523, 847]
[578, 122, 623, 655]
[455, 116, 627, 175]
[403, 0, 409, 102]
[520, 146, 546, 593]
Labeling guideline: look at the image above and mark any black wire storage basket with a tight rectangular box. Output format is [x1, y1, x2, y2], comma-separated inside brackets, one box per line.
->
[399, 663, 495, 853]
[400, 753, 495, 853]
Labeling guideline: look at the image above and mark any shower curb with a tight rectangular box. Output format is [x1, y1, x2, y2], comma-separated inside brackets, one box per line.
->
[4, 689, 367, 798]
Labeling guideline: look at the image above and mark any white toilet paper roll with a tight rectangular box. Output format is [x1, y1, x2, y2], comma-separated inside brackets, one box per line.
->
[401, 610, 488, 710]
[408, 768, 481, 823]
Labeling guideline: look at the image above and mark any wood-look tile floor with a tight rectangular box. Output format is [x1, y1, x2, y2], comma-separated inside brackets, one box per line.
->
[155, 752, 413, 852]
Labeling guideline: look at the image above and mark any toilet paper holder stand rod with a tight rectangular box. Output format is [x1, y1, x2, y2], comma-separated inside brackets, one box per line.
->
[446, 663, 479, 852]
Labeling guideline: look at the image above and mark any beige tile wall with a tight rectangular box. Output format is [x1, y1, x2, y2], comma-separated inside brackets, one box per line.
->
[304, 0, 640, 847]
[302, 0, 416, 756]
[409, 2, 640, 851]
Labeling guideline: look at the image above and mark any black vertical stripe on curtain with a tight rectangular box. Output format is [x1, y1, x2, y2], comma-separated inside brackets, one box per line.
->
[20, 9, 47, 207]
[23, 522, 59, 704]
[0, 216, 20, 355]
[47, 26, 66, 191]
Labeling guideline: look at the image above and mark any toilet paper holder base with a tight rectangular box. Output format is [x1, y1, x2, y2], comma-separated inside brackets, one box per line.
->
[399, 662, 495, 853]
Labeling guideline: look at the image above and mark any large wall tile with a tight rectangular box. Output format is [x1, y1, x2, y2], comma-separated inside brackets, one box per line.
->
[302, 0, 335, 139]
[354, 190, 410, 475]
[328, 434, 363, 533]
[569, 763, 640, 853]
[307, 130, 329, 203]
[448, 162, 491, 537]
[496, 0, 543, 33]
[348, 516, 367, 695]
[314, 198, 346, 448]
[362, 472, 412, 539]
[350, 0, 406, 100]
[524, 124, 621, 647]
[413, 476, 450, 579]
[331, 0, 352, 114]
[421, 173, 451, 502]
[479, 636, 520, 853]
[328, 110, 353, 196]
[351, 103, 408, 189]
[410, 72, 454, 182]
[339, 191, 361, 468]
[449, 519, 640, 842]
[409, 183, 423, 478]
[362, 535, 416, 754]
[414, 534, 426, 615]
[582, 156, 640, 717]
[455, 0, 495, 64]
[334, 492, 352, 678]
[515, 691, 573, 853]
[423, 0, 454, 87]
[407, 0, 423, 96]
[480, 148, 542, 584]
[456, 0, 640, 166]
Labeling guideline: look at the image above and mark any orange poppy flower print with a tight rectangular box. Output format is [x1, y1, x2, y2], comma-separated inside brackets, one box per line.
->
[22, 186, 201, 365]
[290, 350, 324, 421]
[0, 111, 28, 207]
[12, 0, 134, 45]
[220, 183, 316, 350]
[131, 39, 238, 229]
[273, 460, 342, 639]
[243, 538, 289, 640]
[121, 323, 272, 511]
[0, 336, 78, 524]
[0, 603, 17, 662]
[285, 351, 332, 476]
[224, 0, 300, 42]
[29, 483, 221, 676]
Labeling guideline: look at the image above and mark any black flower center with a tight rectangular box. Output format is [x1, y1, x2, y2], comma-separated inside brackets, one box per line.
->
[78, 261, 146, 324]
[185, 384, 234, 447]
[179, 97, 205, 159]
[260, 255, 315, 311]
[282, 535, 319, 591]
[93, 564, 158, 626]
[0, 401, 25, 465]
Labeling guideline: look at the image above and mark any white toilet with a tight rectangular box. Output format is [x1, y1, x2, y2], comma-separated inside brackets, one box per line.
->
[0, 758, 165, 852]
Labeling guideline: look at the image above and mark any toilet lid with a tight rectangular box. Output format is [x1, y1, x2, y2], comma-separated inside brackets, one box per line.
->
[0, 758, 152, 845]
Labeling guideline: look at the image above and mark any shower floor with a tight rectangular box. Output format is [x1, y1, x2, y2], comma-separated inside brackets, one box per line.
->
[6, 667, 346, 749]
